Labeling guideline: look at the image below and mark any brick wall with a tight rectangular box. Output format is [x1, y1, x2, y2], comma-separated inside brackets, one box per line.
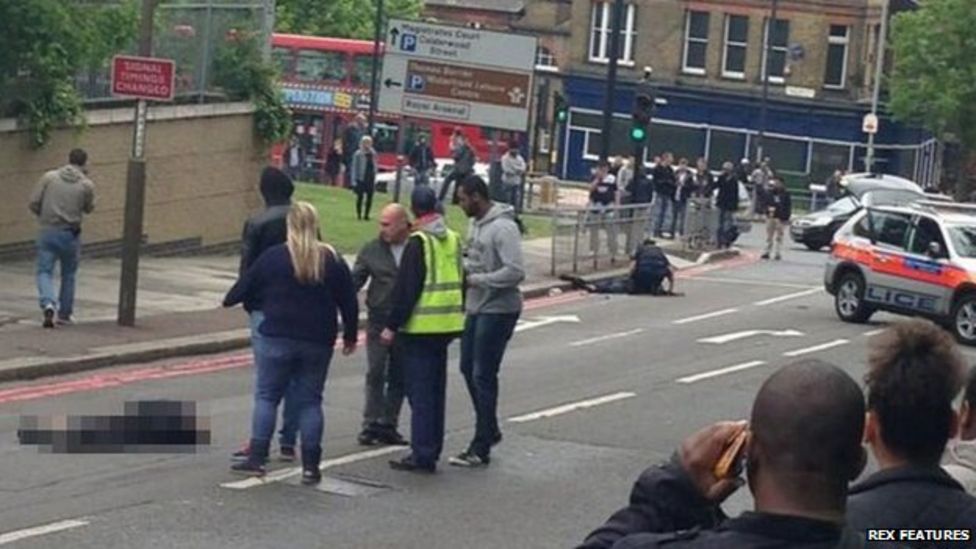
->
[0, 103, 264, 261]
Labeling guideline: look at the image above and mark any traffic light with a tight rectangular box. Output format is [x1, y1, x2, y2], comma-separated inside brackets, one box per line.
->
[631, 80, 655, 144]
[553, 91, 568, 124]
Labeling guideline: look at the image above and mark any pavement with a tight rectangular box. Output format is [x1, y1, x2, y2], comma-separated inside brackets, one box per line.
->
[0, 235, 732, 382]
[0, 227, 922, 548]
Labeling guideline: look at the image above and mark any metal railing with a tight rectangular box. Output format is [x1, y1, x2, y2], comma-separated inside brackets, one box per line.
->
[549, 203, 655, 276]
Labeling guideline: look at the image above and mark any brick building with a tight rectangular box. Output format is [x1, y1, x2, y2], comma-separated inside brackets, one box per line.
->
[557, 0, 936, 185]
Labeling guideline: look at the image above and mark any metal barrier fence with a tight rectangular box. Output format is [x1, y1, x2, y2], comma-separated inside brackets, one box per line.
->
[549, 203, 655, 276]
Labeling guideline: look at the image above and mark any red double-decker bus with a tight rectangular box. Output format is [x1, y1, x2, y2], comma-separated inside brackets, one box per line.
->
[271, 33, 519, 182]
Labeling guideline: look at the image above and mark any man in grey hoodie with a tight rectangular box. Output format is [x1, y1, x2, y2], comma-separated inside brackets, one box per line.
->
[450, 175, 525, 468]
[28, 149, 95, 328]
[943, 367, 976, 494]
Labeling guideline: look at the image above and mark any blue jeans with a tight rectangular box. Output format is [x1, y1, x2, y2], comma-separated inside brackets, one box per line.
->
[652, 194, 673, 236]
[400, 335, 451, 466]
[460, 312, 520, 457]
[249, 336, 333, 465]
[717, 209, 735, 247]
[36, 228, 80, 318]
[249, 312, 300, 448]
[670, 200, 688, 237]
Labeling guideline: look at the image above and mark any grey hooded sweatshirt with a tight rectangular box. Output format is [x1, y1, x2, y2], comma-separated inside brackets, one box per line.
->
[28, 165, 95, 231]
[943, 438, 976, 495]
[464, 203, 525, 314]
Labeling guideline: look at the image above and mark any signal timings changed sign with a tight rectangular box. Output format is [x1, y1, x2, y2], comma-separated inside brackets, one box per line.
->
[111, 55, 176, 102]
[379, 19, 536, 132]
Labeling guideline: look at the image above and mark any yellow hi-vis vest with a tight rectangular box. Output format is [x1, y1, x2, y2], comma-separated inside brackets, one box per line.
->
[402, 229, 465, 334]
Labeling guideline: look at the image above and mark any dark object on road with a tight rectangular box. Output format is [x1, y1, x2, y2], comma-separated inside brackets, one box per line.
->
[18, 400, 211, 453]
[577, 360, 892, 548]
[561, 240, 675, 296]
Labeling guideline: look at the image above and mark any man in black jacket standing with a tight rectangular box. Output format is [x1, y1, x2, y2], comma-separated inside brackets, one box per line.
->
[761, 177, 791, 260]
[651, 153, 676, 239]
[578, 359, 878, 549]
[233, 166, 299, 463]
[847, 320, 976, 541]
[713, 162, 740, 249]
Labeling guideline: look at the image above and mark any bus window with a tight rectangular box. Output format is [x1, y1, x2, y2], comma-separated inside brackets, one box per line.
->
[272, 47, 294, 76]
[295, 49, 347, 83]
[373, 122, 399, 155]
[352, 55, 375, 87]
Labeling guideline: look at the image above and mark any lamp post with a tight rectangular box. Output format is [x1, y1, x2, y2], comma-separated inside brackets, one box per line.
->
[753, 0, 779, 212]
[864, 0, 890, 173]
[599, 0, 625, 162]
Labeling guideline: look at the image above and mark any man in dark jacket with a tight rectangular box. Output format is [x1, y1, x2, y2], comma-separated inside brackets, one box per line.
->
[651, 153, 676, 238]
[439, 131, 476, 204]
[847, 320, 976, 542]
[409, 135, 436, 186]
[341, 113, 367, 188]
[352, 204, 411, 447]
[578, 359, 883, 549]
[714, 162, 740, 249]
[382, 186, 465, 473]
[562, 239, 673, 296]
[761, 177, 791, 260]
[232, 166, 299, 463]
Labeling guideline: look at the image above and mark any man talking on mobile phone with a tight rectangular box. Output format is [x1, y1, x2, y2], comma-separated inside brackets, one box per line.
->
[577, 359, 904, 548]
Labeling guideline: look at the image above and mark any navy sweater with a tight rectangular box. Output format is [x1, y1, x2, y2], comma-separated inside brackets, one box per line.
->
[223, 244, 359, 346]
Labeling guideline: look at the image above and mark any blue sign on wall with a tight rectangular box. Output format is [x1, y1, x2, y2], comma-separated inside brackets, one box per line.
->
[282, 88, 334, 108]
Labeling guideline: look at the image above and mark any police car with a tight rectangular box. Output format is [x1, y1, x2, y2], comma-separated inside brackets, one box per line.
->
[825, 200, 976, 344]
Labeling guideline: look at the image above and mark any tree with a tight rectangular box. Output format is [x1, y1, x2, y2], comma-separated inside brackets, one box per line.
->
[275, 0, 422, 39]
[888, 0, 976, 198]
[0, 0, 137, 147]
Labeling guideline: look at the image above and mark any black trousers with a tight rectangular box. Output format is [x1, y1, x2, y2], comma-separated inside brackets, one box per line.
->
[355, 180, 375, 219]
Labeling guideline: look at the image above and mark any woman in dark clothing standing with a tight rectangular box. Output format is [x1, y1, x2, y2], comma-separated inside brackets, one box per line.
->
[351, 136, 379, 220]
[224, 201, 359, 485]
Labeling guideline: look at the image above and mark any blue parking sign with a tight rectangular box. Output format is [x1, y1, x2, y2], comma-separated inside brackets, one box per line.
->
[401, 33, 418, 52]
[407, 74, 426, 91]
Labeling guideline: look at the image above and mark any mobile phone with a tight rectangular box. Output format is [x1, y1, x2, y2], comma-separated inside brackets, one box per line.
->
[713, 429, 748, 479]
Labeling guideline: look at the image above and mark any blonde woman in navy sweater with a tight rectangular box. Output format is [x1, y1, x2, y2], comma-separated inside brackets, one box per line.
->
[224, 201, 359, 485]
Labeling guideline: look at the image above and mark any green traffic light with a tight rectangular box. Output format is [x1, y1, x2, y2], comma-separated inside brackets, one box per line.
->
[557, 110, 568, 122]
[630, 126, 646, 142]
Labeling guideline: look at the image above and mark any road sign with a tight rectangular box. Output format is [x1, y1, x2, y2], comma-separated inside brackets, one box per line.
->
[379, 19, 536, 132]
[862, 113, 879, 134]
[111, 55, 176, 102]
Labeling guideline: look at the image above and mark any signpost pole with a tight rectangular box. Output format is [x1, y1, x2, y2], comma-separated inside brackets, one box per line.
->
[865, 0, 890, 173]
[599, 0, 625, 163]
[117, 0, 158, 327]
[367, 0, 384, 134]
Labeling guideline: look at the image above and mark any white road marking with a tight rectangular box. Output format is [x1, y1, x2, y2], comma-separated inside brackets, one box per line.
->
[672, 308, 739, 325]
[698, 329, 804, 345]
[514, 315, 581, 333]
[507, 392, 637, 423]
[570, 328, 644, 347]
[754, 288, 822, 306]
[783, 339, 850, 357]
[687, 276, 813, 289]
[862, 328, 886, 337]
[220, 446, 403, 490]
[0, 519, 89, 545]
[676, 361, 767, 384]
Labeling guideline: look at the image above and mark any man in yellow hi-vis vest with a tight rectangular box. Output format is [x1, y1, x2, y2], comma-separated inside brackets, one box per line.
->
[381, 186, 464, 473]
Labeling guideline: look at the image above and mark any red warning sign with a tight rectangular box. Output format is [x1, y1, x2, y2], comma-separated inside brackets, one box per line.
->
[111, 55, 176, 101]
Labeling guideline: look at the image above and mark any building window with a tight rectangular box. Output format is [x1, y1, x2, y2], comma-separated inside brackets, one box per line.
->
[682, 11, 710, 75]
[824, 25, 849, 89]
[589, 2, 637, 65]
[762, 18, 790, 83]
[722, 15, 748, 79]
[536, 46, 558, 72]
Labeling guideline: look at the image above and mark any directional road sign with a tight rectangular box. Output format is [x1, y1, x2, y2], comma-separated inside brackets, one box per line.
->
[379, 19, 537, 132]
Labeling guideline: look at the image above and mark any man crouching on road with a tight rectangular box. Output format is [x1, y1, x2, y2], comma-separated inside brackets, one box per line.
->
[576, 359, 901, 548]
[561, 238, 674, 296]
